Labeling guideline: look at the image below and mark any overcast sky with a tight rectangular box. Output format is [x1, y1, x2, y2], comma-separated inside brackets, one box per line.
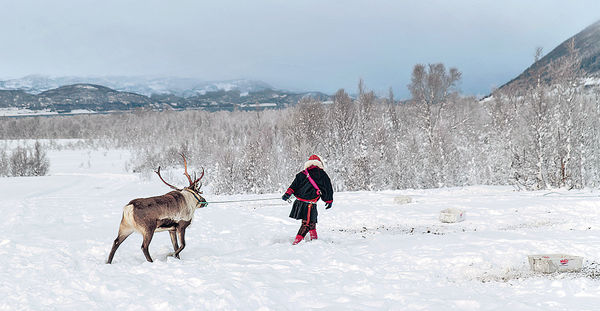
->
[1, 0, 599, 98]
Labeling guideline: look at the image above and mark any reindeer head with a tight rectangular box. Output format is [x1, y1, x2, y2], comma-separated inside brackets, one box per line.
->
[154, 153, 206, 207]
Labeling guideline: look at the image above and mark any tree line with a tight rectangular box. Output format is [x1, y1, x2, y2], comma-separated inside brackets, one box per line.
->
[1, 50, 598, 193]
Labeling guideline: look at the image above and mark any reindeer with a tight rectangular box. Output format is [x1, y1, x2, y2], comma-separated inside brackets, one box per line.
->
[107, 154, 207, 264]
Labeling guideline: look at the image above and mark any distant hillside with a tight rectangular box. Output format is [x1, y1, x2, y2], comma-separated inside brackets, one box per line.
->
[0, 76, 274, 97]
[0, 83, 330, 114]
[501, 20, 600, 91]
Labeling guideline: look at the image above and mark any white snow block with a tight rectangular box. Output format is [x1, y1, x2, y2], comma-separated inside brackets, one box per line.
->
[393, 195, 412, 204]
[527, 254, 583, 273]
[439, 208, 465, 223]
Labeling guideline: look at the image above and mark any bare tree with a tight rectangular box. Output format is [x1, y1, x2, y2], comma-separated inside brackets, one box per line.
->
[30, 141, 50, 176]
[551, 38, 582, 188]
[0, 149, 8, 177]
[517, 48, 552, 189]
[408, 63, 461, 186]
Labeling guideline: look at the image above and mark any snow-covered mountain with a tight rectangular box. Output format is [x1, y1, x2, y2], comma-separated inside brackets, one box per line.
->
[0, 75, 273, 97]
[0, 81, 331, 113]
[501, 19, 600, 90]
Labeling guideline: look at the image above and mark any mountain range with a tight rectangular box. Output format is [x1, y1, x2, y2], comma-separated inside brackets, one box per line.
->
[0, 77, 329, 114]
[0, 76, 274, 97]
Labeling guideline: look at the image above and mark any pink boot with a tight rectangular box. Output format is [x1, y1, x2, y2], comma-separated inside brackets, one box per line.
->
[309, 229, 318, 241]
[292, 235, 304, 245]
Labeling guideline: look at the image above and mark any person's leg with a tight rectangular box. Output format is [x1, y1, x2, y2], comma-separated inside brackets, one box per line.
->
[308, 222, 318, 240]
[297, 220, 310, 237]
[293, 220, 309, 245]
[292, 203, 313, 245]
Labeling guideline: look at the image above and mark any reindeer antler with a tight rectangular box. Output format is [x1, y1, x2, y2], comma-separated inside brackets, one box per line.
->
[180, 153, 194, 186]
[192, 167, 205, 187]
[155, 166, 181, 191]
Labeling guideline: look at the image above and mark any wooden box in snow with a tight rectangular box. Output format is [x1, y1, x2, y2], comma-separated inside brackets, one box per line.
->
[439, 208, 465, 223]
[527, 254, 583, 273]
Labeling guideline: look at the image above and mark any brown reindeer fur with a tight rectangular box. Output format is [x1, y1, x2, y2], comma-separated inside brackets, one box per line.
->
[107, 190, 205, 264]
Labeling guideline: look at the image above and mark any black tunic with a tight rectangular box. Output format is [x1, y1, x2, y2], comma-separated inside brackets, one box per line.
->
[289, 200, 319, 222]
[286, 166, 333, 222]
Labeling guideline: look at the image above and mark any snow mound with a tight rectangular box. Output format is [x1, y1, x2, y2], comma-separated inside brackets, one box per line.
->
[393, 195, 412, 204]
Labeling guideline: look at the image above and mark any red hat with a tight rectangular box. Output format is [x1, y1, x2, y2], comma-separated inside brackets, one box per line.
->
[304, 154, 324, 169]
[308, 154, 321, 162]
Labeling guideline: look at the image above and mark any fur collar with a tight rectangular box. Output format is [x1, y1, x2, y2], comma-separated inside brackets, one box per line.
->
[304, 159, 324, 170]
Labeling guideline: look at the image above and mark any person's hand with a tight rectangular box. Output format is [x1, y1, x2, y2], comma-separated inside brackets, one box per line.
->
[325, 202, 332, 209]
[282, 193, 291, 201]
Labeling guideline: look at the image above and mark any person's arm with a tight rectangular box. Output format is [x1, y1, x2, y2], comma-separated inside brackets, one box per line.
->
[282, 173, 301, 200]
[321, 171, 334, 208]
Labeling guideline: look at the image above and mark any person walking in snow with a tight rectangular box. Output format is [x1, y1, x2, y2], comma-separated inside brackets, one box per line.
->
[282, 154, 334, 245]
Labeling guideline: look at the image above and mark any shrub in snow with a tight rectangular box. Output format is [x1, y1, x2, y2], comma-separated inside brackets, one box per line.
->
[8, 142, 50, 177]
[0, 149, 8, 177]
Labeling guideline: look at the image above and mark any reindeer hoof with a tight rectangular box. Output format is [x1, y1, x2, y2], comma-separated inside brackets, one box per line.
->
[166, 252, 180, 259]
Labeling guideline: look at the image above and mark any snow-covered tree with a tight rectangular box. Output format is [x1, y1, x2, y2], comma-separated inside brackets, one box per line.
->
[408, 63, 462, 187]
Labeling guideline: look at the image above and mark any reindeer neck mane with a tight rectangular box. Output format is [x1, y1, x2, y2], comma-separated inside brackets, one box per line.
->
[183, 188, 204, 206]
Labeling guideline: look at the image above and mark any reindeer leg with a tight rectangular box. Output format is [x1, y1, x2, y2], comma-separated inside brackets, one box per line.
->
[107, 223, 134, 264]
[141, 227, 156, 263]
[174, 222, 190, 259]
[169, 230, 180, 258]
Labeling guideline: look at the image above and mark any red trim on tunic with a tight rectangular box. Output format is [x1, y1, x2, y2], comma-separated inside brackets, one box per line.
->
[295, 197, 319, 203]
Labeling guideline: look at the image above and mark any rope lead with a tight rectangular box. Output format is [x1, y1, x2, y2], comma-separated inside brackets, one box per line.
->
[201, 197, 284, 206]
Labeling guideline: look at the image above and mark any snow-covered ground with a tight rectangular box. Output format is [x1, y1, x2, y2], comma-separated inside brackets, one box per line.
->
[2, 146, 600, 310]
[0, 107, 96, 117]
[0, 107, 59, 117]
